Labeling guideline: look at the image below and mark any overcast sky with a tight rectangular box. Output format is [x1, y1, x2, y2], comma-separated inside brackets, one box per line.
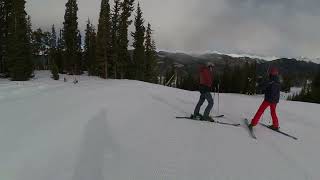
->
[26, 0, 320, 59]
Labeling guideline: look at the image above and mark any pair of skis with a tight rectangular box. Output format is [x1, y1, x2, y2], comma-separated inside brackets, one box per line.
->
[244, 119, 298, 140]
[176, 115, 241, 127]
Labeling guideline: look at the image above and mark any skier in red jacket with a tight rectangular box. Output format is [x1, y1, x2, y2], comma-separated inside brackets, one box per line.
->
[191, 62, 214, 121]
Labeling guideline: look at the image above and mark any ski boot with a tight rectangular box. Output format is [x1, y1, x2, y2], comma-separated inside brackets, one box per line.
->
[268, 125, 280, 131]
[248, 123, 254, 130]
[201, 116, 215, 122]
[190, 114, 203, 120]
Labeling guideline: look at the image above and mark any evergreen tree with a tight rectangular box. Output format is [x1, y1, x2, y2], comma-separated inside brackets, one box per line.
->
[26, 15, 32, 44]
[145, 23, 157, 83]
[7, 0, 33, 80]
[1, 0, 12, 75]
[63, 0, 80, 74]
[282, 74, 293, 93]
[181, 73, 198, 91]
[131, 3, 145, 80]
[95, 0, 112, 79]
[311, 69, 320, 103]
[118, 0, 135, 79]
[32, 28, 44, 56]
[248, 62, 257, 95]
[50, 63, 59, 80]
[0, 0, 5, 74]
[243, 62, 250, 94]
[56, 29, 65, 73]
[76, 30, 82, 74]
[50, 25, 57, 49]
[84, 19, 96, 75]
[230, 66, 242, 93]
[31, 28, 51, 70]
[110, 0, 121, 78]
[165, 63, 176, 86]
[49, 25, 57, 67]
[221, 63, 232, 93]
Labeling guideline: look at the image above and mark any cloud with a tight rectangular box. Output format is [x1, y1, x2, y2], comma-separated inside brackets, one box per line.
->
[26, 0, 320, 60]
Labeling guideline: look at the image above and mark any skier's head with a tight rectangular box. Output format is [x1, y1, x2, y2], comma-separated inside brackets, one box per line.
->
[207, 62, 215, 71]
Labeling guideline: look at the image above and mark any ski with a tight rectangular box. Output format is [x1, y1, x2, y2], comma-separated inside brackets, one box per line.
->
[176, 117, 240, 127]
[214, 115, 225, 118]
[260, 123, 298, 140]
[244, 119, 257, 139]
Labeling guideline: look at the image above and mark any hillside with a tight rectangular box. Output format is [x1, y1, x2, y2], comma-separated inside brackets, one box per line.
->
[157, 51, 320, 81]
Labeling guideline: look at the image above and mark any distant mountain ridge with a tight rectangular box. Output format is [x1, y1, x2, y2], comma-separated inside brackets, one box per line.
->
[156, 51, 320, 82]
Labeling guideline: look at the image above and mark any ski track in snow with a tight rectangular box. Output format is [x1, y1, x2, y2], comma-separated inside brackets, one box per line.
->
[260, 134, 311, 180]
[0, 71, 320, 180]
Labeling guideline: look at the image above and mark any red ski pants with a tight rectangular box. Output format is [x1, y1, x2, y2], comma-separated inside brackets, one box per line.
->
[251, 100, 279, 128]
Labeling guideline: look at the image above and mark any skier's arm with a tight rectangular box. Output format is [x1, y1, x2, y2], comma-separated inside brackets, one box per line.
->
[257, 80, 273, 91]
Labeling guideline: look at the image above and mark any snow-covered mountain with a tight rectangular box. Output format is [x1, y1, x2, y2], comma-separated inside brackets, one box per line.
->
[197, 51, 280, 61]
[159, 50, 320, 64]
[0, 71, 319, 180]
[296, 56, 320, 63]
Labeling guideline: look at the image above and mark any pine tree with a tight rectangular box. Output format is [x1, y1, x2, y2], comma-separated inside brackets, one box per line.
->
[131, 3, 145, 80]
[51, 63, 59, 80]
[181, 73, 198, 91]
[56, 29, 65, 73]
[84, 19, 96, 75]
[95, 0, 112, 79]
[76, 30, 82, 74]
[118, 0, 135, 79]
[32, 28, 44, 57]
[221, 63, 232, 93]
[0, 0, 5, 74]
[50, 25, 57, 49]
[311, 69, 320, 103]
[231, 66, 242, 93]
[7, 0, 33, 80]
[282, 74, 292, 93]
[110, 0, 121, 78]
[248, 62, 257, 95]
[63, 0, 80, 75]
[165, 63, 176, 86]
[145, 23, 157, 83]
[48, 25, 57, 67]
[26, 15, 32, 44]
[1, 0, 12, 75]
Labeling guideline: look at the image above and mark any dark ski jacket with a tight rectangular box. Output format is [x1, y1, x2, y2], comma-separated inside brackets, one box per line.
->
[259, 75, 281, 104]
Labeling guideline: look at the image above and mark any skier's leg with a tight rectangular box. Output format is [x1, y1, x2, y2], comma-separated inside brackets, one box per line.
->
[270, 103, 279, 128]
[203, 92, 214, 118]
[194, 93, 206, 115]
[251, 101, 270, 126]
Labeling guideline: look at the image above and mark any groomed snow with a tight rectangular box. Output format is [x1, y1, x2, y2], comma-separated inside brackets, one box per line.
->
[0, 71, 319, 180]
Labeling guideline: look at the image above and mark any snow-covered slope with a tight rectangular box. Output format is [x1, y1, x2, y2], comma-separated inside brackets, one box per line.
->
[1, 71, 319, 180]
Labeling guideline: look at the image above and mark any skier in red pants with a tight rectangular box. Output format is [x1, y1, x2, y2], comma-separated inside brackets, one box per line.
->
[249, 67, 281, 130]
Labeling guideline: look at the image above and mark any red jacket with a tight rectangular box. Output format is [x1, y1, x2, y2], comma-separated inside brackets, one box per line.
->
[199, 66, 213, 87]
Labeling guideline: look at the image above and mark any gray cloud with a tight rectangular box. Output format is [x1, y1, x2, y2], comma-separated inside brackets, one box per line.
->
[26, 0, 320, 60]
